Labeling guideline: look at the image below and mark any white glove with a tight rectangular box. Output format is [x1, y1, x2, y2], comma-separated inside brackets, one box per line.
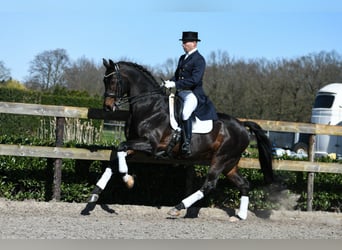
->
[164, 80, 176, 88]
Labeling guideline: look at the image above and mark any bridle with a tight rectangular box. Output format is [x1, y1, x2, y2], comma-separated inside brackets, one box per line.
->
[103, 63, 123, 99]
[103, 63, 165, 108]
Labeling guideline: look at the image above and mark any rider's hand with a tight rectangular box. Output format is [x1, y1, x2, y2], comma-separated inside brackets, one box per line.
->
[164, 80, 176, 89]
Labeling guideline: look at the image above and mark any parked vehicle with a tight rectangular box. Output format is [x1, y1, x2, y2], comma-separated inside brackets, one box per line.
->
[268, 131, 309, 157]
[269, 83, 342, 159]
[311, 83, 342, 158]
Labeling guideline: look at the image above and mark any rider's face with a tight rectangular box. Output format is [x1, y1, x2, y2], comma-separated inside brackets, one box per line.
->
[182, 41, 197, 53]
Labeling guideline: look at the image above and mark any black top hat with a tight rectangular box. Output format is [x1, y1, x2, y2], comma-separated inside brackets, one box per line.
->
[179, 31, 201, 42]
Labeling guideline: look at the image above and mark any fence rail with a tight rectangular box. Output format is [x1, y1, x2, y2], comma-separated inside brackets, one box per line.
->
[1, 144, 342, 173]
[1, 101, 342, 210]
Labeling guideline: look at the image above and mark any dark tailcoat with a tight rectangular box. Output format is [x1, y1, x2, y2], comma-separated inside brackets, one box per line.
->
[171, 50, 218, 121]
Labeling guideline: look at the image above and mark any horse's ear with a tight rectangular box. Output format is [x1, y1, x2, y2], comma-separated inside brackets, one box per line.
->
[103, 58, 109, 68]
[109, 59, 115, 67]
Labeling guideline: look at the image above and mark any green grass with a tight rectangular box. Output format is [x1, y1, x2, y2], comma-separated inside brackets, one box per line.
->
[99, 128, 124, 145]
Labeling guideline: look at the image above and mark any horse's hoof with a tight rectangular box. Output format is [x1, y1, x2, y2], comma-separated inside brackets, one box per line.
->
[80, 202, 96, 215]
[167, 207, 181, 217]
[229, 215, 243, 222]
[124, 175, 134, 189]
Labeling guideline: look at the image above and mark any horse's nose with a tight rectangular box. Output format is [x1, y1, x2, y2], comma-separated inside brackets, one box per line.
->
[103, 98, 115, 111]
[103, 105, 112, 112]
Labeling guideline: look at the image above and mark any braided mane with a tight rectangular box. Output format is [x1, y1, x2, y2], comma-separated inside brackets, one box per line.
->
[118, 61, 160, 87]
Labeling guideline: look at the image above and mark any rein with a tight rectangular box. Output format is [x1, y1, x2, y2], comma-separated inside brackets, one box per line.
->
[104, 63, 164, 108]
[114, 89, 164, 107]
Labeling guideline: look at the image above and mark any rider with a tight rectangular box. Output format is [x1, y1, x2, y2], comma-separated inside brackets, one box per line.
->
[164, 31, 218, 157]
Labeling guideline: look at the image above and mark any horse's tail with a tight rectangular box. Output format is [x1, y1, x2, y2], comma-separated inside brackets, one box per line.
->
[243, 121, 274, 184]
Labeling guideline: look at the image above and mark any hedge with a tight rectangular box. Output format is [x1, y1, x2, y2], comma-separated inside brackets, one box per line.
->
[0, 86, 102, 138]
[1, 86, 342, 212]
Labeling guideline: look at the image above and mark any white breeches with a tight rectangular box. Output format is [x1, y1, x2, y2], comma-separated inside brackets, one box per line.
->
[178, 91, 198, 120]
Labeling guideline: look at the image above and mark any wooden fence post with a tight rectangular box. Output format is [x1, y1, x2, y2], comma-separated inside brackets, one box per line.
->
[52, 117, 65, 201]
[307, 134, 316, 211]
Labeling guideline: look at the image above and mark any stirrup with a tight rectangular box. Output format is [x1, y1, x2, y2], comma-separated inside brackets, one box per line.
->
[181, 142, 191, 156]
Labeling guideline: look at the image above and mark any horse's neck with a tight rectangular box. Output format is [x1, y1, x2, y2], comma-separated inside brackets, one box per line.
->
[128, 78, 157, 95]
[130, 93, 169, 120]
[124, 66, 169, 121]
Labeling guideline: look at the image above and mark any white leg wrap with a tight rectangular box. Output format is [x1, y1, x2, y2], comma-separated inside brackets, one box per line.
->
[117, 151, 128, 173]
[122, 174, 130, 182]
[182, 190, 204, 208]
[96, 167, 112, 190]
[237, 196, 249, 220]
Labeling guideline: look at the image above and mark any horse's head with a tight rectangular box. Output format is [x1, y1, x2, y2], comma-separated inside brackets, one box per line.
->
[102, 58, 127, 111]
[102, 58, 165, 112]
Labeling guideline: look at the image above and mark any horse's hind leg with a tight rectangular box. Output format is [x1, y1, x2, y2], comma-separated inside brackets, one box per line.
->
[224, 165, 250, 220]
[167, 158, 238, 217]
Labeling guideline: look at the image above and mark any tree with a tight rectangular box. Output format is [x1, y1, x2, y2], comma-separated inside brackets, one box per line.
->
[26, 49, 70, 90]
[202, 50, 342, 122]
[152, 58, 178, 80]
[0, 60, 11, 82]
[64, 57, 103, 96]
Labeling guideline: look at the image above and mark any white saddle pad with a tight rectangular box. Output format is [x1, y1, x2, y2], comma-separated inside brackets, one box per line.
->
[169, 93, 213, 134]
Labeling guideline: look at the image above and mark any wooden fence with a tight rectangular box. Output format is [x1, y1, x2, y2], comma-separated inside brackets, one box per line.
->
[1, 101, 342, 210]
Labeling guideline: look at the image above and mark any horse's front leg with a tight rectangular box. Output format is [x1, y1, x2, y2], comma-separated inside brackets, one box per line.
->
[86, 139, 153, 201]
[86, 149, 134, 201]
[81, 150, 134, 216]
[81, 165, 116, 215]
[117, 150, 135, 188]
[116, 138, 156, 187]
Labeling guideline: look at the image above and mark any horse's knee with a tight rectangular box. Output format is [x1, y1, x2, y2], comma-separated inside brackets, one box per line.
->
[117, 142, 128, 151]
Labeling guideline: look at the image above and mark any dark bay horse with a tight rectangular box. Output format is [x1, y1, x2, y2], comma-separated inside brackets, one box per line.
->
[85, 59, 274, 220]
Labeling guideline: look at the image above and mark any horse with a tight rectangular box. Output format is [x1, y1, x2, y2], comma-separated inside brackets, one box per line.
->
[84, 58, 274, 220]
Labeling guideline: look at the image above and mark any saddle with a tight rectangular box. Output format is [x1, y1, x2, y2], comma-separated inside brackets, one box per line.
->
[156, 94, 213, 158]
[169, 93, 213, 133]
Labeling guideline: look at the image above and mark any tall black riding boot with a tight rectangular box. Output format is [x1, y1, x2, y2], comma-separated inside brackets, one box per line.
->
[181, 119, 192, 157]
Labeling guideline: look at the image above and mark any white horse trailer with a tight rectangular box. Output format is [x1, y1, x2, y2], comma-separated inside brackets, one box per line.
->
[311, 83, 342, 158]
